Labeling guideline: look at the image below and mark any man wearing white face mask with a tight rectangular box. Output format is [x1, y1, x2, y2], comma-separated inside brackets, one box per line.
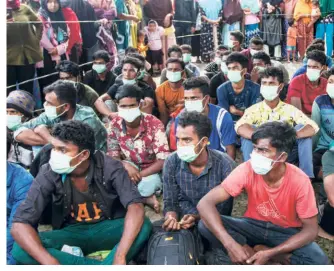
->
[174, 77, 237, 160]
[6, 90, 35, 167]
[311, 67, 334, 180]
[236, 67, 319, 178]
[14, 80, 107, 153]
[217, 52, 261, 121]
[288, 50, 328, 116]
[156, 58, 186, 126]
[11, 120, 152, 265]
[198, 121, 329, 265]
[162, 111, 235, 232]
[240, 36, 264, 73]
[107, 85, 170, 213]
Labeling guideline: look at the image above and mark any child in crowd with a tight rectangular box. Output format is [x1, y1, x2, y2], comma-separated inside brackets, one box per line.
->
[144, 20, 165, 75]
[137, 30, 148, 57]
[309, 0, 321, 33]
[287, 19, 297, 63]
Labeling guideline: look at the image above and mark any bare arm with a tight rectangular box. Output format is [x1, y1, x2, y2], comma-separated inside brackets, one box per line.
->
[225, 145, 236, 160]
[140, 159, 164, 178]
[118, 13, 138, 22]
[11, 223, 59, 265]
[324, 174, 334, 207]
[140, 98, 154, 115]
[296, 124, 316, 139]
[237, 124, 255, 139]
[290, 97, 302, 111]
[95, 96, 113, 117]
[15, 130, 48, 146]
[229, 105, 244, 117]
[113, 203, 145, 264]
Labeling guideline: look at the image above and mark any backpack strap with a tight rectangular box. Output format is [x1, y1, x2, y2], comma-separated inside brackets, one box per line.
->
[216, 108, 227, 152]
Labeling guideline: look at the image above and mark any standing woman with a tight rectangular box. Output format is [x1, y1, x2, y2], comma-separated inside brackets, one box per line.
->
[240, 0, 261, 48]
[70, 0, 99, 69]
[125, 0, 138, 48]
[198, 0, 223, 63]
[294, 0, 313, 59]
[37, 0, 82, 100]
[7, 0, 43, 96]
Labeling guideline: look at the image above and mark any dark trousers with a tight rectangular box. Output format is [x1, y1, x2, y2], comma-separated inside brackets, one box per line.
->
[7, 64, 36, 96]
[174, 22, 192, 46]
[198, 216, 329, 265]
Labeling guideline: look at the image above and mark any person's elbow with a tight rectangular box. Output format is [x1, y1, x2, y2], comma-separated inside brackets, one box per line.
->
[197, 196, 210, 216]
[127, 202, 145, 218]
[10, 223, 23, 240]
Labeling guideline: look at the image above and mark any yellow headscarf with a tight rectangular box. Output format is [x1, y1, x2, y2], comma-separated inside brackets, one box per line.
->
[294, 0, 312, 24]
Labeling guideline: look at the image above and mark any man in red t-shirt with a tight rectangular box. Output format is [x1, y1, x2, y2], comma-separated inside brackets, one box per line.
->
[287, 50, 327, 116]
[197, 122, 329, 265]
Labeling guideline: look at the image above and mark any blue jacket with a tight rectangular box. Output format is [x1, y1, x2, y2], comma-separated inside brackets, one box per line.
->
[7, 162, 33, 265]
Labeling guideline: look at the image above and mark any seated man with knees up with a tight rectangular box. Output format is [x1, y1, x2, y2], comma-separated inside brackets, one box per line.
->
[180, 44, 201, 77]
[217, 52, 261, 121]
[204, 45, 229, 79]
[235, 67, 319, 178]
[14, 80, 107, 152]
[107, 85, 170, 213]
[56, 60, 100, 115]
[162, 111, 235, 232]
[175, 77, 237, 160]
[197, 121, 329, 265]
[11, 120, 152, 265]
[83, 50, 116, 96]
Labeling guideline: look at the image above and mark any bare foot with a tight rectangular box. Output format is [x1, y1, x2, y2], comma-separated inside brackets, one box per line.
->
[254, 245, 291, 265]
[318, 227, 334, 241]
[144, 194, 160, 213]
[288, 61, 291, 63]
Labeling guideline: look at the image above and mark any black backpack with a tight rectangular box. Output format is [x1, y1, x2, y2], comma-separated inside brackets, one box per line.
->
[147, 229, 202, 265]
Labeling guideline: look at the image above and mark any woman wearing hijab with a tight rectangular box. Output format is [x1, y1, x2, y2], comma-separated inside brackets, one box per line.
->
[36, 0, 82, 101]
[7, 0, 43, 96]
[198, 0, 223, 63]
[70, 0, 99, 69]
[294, 0, 313, 59]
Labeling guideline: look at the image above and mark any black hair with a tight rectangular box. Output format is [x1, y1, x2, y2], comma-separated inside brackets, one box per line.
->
[260, 66, 284, 84]
[43, 80, 77, 109]
[252, 51, 271, 65]
[218, 45, 229, 51]
[250, 36, 264, 46]
[180, 44, 192, 53]
[52, 120, 95, 155]
[166, 57, 186, 70]
[312, 38, 325, 46]
[221, 50, 232, 57]
[127, 53, 146, 67]
[306, 50, 327, 66]
[226, 52, 249, 69]
[7, 130, 12, 158]
[148, 20, 156, 25]
[306, 43, 325, 53]
[210, 52, 216, 60]
[288, 19, 295, 27]
[311, 0, 319, 6]
[138, 30, 145, 37]
[167, 45, 182, 57]
[93, 50, 111, 63]
[56, 60, 80, 77]
[329, 67, 334, 77]
[122, 56, 143, 70]
[230, 31, 244, 44]
[251, 122, 296, 154]
[125, 47, 138, 55]
[178, 111, 212, 139]
[115, 84, 143, 103]
[183, 76, 210, 96]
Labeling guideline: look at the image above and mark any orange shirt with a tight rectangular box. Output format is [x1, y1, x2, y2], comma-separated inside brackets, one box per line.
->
[155, 81, 184, 116]
[222, 162, 318, 228]
[287, 26, 297, 46]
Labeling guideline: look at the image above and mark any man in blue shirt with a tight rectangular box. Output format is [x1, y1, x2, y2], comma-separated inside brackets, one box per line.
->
[175, 77, 236, 160]
[217, 53, 261, 121]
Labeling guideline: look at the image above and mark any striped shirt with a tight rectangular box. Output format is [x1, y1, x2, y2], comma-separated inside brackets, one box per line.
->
[163, 149, 236, 217]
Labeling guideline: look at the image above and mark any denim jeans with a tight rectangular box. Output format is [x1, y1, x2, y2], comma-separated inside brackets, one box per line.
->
[222, 22, 241, 46]
[240, 124, 314, 178]
[316, 23, 334, 57]
[198, 216, 329, 265]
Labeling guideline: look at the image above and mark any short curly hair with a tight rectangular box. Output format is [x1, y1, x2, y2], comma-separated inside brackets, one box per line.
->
[178, 111, 212, 139]
[51, 120, 95, 155]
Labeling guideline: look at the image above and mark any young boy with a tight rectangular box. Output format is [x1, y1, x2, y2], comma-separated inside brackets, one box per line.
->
[144, 20, 165, 75]
[287, 20, 297, 63]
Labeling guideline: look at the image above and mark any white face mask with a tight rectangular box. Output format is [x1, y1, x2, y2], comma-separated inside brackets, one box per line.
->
[44, 103, 66, 120]
[118, 106, 141, 123]
[166, 71, 182, 83]
[250, 151, 284, 175]
[7, 115, 22, 130]
[215, 57, 222, 65]
[250, 49, 262, 56]
[177, 138, 206, 163]
[92, 64, 107, 74]
[326, 83, 334, 98]
[227, 70, 242, 83]
[49, 150, 85, 175]
[306, 68, 321, 82]
[185, 98, 205, 113]
[122, 78, 136, 85]
[228, 40, 235, 49]
[221, 62, 228, 74]
[261, 85, 280, 102]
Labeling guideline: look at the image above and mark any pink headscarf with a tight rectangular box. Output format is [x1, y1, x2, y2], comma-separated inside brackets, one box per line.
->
[7, 0, 20, 10]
